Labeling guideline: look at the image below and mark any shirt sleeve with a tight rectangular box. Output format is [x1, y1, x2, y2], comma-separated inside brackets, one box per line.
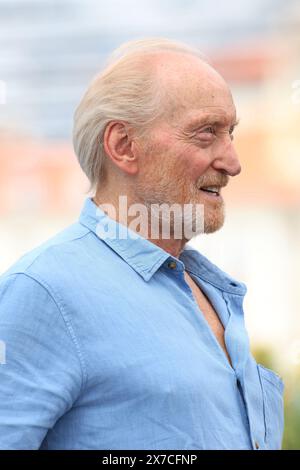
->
[0, 272, 84, 449]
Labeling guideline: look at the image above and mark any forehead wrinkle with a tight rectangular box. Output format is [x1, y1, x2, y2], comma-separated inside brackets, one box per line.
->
[148, 52, 236, 129]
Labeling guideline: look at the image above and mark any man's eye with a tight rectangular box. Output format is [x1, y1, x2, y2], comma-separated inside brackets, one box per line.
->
[229, 126, 235, 140]
[201, 126, 215, 135]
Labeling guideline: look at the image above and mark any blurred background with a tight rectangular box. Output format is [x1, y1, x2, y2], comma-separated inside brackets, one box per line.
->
[0, 0, 299, 449]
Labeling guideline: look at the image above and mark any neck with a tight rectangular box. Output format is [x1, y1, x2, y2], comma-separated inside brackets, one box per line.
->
[93, 191, 187, 259]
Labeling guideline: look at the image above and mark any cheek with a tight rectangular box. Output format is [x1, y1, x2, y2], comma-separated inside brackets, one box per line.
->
[180, 148, 213, 181]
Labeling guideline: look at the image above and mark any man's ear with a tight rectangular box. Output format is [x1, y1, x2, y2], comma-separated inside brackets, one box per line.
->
[103, 121, 138, 175]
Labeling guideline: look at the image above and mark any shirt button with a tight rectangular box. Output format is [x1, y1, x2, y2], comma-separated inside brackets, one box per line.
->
[255, 441, 260, 449]
[167, 261, 177, 269]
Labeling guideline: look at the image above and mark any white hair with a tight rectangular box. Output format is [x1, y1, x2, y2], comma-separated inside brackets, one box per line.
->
[72, 38, 205, 191]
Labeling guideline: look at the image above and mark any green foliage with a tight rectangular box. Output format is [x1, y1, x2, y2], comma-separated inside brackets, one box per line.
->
[282, 368, 300, 449]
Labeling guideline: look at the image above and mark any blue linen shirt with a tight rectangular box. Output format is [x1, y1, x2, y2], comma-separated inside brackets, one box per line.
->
[0, 197, 284, 450]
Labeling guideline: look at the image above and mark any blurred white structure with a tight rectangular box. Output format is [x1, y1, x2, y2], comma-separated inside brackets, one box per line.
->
[0, 0, 291, 139]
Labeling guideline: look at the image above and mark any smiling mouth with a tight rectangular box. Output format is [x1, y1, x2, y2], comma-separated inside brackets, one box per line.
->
[199, 186, 221, 196]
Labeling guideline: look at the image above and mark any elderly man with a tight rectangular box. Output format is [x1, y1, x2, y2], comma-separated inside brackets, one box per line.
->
[0, 38, 284, 450]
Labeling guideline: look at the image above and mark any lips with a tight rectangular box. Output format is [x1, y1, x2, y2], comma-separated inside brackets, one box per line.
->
[196, 177, 228, 197]
[199, 186, 221, 196]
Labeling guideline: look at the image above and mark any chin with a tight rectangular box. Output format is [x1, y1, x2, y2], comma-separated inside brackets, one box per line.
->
[204, 220, 224, 234]
[203, 207, 225, 234]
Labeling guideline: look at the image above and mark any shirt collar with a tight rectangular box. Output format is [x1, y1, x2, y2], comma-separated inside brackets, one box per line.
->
[180, 246, 247, 295]
[78, 197, 171, 281]
[78, 197, 246, 294]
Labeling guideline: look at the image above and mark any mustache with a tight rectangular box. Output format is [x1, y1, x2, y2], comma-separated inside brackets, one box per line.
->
[196, 173, 229, 189]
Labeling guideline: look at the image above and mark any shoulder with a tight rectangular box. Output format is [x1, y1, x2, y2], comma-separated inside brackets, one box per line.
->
[0, 222, 92, 288]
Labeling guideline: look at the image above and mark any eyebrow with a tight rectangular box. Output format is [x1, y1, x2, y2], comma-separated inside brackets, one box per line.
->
[185, 114, 240, 131]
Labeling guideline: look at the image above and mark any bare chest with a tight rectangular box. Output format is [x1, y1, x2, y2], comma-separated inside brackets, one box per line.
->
[184, 272, 232, 367]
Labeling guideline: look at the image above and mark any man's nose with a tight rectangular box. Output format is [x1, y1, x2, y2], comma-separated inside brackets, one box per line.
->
[211, 137, 241, 177]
